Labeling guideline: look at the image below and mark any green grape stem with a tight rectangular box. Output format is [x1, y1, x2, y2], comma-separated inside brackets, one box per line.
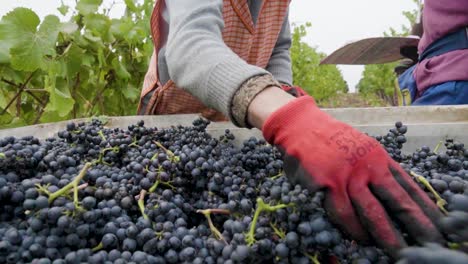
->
[128, 136, 139, 148]
[410, 171, 448, 215]
[148, 166, 176, 193]
[138, 189, 149, 220]
[92, 242, 103, 252]
[35, 183, 51, 196]
[448, 242, 468, 250]
[304, 252, 321, 264]
[94, 146, 119, 165]
[197, 209, 229, 244]
[47, 162, 92, 204]
[149, 180, 160, 193]
[245, 198, 293, 246]
[153, 141, 179, 163]
[269, 171, 284, 180]
[434, 140, 443, 153]
[97, 130, 107, 141]
[270, 222, 286, 239]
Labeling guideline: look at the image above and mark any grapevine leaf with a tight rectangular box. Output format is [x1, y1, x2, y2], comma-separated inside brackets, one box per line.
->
[110, 18, 133, 39]
[9, 15, 62, 71]
[112, 57, 131, 80]
[110, 18, 146, 44]
[0, 36, 12, 63]
[1, 117, 27, 129]
[61, 22, 78, 34]
[0, 88, 15, 118]
[44, 75, 74, 117]
[39, 110, 63, 124]
[97, 47, 106, 68]
[127, 25, 147, 44]
[83, 14, 114, 42]
[0, 42, 10, 63]
[81, 53, 96, 68]
[0, 8, 40, 63]
[76, 0, 103, 15]
[0, 89, 8, 109]
[103, 89, 121, 115]
[0, 2, 153, 126]
[0, 112, 13, 126]
[84, 14, 110, 33]
[124, 0, 139, 12]
[59, 44, 85, 78]
[122, 84, 140, 101]
[83, 31, 103, 44]
[57, 4, 70, 16]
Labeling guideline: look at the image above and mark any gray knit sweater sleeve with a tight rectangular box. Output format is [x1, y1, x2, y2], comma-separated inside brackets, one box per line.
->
[164, 0, 269, 118]
[266, 9, 293, 86]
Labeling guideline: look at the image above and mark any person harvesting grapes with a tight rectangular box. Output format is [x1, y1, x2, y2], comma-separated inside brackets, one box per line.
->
[397, 1, 468, 105]
[138, 0, 445, 258]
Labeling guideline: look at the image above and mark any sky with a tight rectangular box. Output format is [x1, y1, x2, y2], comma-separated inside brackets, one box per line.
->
[0, 0, 418, 92]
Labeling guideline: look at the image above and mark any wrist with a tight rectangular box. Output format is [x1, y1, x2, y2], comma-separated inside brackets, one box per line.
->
[231, 75, 281, 128]
[246, 87, 296, 129]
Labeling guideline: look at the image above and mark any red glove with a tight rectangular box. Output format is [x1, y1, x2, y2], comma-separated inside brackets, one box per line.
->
[280, 84, 308, 97]
[262, 96, 444, 257]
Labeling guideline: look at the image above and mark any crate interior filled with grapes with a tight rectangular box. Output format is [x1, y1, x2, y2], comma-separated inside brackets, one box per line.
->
[0, 106, 467, 264]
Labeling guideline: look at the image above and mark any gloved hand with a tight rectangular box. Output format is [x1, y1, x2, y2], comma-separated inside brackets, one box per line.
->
[262, 96, 444, 258]
[280, 84, 308, 97]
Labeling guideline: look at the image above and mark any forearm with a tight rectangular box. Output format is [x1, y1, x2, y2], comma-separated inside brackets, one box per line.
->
[165, 0, 268, 118]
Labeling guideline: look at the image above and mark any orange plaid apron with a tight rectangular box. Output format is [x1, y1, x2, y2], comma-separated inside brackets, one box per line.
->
[138, 0, 290, 121]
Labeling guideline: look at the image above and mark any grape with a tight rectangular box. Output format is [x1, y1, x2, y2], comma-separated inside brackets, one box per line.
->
[397, 243, 468, 264]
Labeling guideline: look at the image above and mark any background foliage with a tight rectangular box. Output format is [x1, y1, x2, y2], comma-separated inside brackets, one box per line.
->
[356, 0, 423, 106]
[290, 23, 348, 103]
[0, 0, 154, 128]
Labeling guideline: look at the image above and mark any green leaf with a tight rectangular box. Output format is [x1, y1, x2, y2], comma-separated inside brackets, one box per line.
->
[290, 24, 348, 102]
[84, 14, 111, 33]
[83, 14, 114, 42]
[76, 0, 103, 15]
[97, 47, 106, 68]
[0, 8, 40, 63]
[0, 87, 9, 109]
[63, 44, 85, 77]
[57, 3, 69, 16]
[112, 57, 131, 80]
[39, 110, 64, 124]
[61, 22, 78, 34]
[0, 8, 40, 34]
[80, 53, 96, 68]
[124, 0, 139, 12]
[44, 75, 74, 117]
[122, 84, 140, 100]
[83, 31, 103, 43]
[1, 116, 27, 129]
[0, 1, 154, 127]
[6, 14, 62, 71]
[0, 42, 11, 63]
[110, 18, 133, 38]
